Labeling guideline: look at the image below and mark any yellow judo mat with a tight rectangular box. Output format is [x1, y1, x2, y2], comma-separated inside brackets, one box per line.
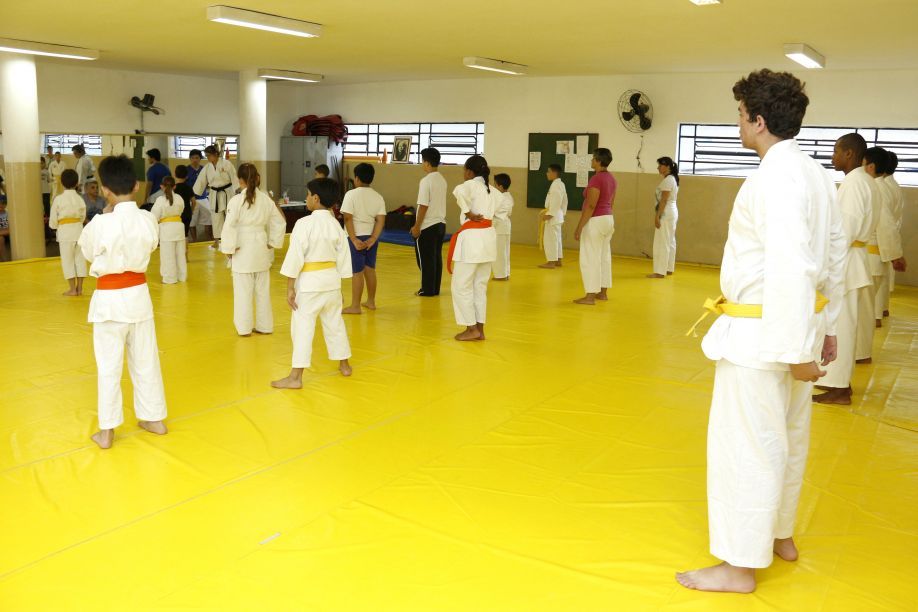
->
[1, 241, 916, 610]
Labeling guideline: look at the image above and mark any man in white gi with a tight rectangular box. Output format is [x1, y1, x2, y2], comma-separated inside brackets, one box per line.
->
[71, 144, 96, 192]
[877, 152, 907, 316]
[677, 69, 846, 594]
[539, 164, 567, 269]
[193, 144, 238, 249]
[812, 134, 876, 405]
[78, 155, 167, 450]
[864, 148, 907, 328]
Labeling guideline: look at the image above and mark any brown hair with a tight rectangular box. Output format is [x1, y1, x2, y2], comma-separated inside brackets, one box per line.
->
[733, 69, 809, 139]
[162, 175, 175, 205]
[237, 163, 260, 206]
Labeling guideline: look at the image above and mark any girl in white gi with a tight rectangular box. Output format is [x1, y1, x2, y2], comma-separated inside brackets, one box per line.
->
[677, 69, 847, 594]
[864, 148, 907, 328]
[539, 164, 567, 269]
[71, 145, 96, 191]
[77, 155, 168, 450]
[272, 178, 353, 388]
[881, 152, 906, 316]
[448, 155, 497, 341]
[220, 163, 286, 336]
[573, 149, 616, 305]
[48, 151, 66, 201]
[49, 169, 87, 296]
[193, 145, 238, 250]
[150, 176, 187, 284]
[647, 156, 679, 278]
[491, 173, 513, 281]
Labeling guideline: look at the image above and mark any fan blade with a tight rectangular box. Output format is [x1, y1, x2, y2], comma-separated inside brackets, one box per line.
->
[640, 116, 652, 131]
[622, 111, 635, 121]
[629, 93, 643, 112]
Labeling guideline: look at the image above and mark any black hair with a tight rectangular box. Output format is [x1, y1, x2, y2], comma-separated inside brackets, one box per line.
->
[161, 175, 175, 204]
[464, 155, 491, 193]
[836, 133, 867, 163]
[237, 163, 260, 207]
[733, 69, 809, 139]
[61, 169, 79, 189]
[494, 173, 511, 190]
[864, 147, 890, 175]
[146, 148, 162, 162]
[307, 178, 340, 208]
[657, 156, 680, 185]
[174, 164, 189, 179]
[315, 164, 330, 177]
[354, 163, 375, 185]
[203, 145, 220, 157]
[593, 148, 613, 168]
[189, 149, 203, 159]
[547, 164, 563, 175]
[421, 147, 441, 167]
[98, 155, 138, 196]
[887, 151, 899, 173]
[71, 144, 85, 155]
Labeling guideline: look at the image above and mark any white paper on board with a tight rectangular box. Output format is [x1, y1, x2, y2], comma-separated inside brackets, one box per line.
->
[556, 140, 573, 155]
[576, 169, 589, 187]
[529, 152, 541, 171]
[576, 135, 589, 155]
[564, 154, 577, 174]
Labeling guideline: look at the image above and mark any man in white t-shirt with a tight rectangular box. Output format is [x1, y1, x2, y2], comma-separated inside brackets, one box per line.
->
[341, 163, 387, 314]
[410, 147, 448, 296]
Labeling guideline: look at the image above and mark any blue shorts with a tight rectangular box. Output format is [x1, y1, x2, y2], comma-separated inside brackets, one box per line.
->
[349, 235, 379, 273]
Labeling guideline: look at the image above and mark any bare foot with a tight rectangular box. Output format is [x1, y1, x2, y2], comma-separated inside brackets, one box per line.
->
[493, 277, 509, 281]
[238, 333, 252, 337]
[455, 328, 482, 341]
[667, 271, 674, 276]
[342, 305, 362, 315]
[538, 262, 557, 269]
[139, 420, 168, 435]
[675, 562, 756, 594]
[856, 357, 872, 365]
[883, 310, 889, 317]
[875, 319, 882, 328]
[476, 324, 486, 341]
[339, 360, 352, 377]
[556, 261, 563, 267]
[254, 330, 272, 335]
[271, 375, 303, 389]
[574, 296, 596, 305]
[646, 273, 665, 278]
[596, 291, 609, 301]
[774, 537, 798, 562]
[813, 386, 852, 405]
[361, 301, 377, 310]
[63, 289, 79, 297]
[91, 430, 114, 449]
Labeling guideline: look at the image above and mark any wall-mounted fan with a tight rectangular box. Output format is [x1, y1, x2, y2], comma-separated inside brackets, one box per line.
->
[130, 93, 166, 133]
[618, 90, 653, 133]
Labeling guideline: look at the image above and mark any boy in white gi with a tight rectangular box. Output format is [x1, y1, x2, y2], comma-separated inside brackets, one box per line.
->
[272, 178, 353, 387]
[193, 145, 238, 250]
[150, 176, 187, 284]
[48, 151, 66, 201]
[880, 152, 905, 316]
[49, 169, 87, 296]
[341, 163, 386, 314]
[539, 164, 567, 269]
[677, 69, 846, 593]
[78, 155, 168, 450]
[491, 173, 513, 281]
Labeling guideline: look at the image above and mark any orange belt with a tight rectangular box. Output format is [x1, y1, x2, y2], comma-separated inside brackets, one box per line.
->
[447, 219, 492, 274]
[97, 271, 147, 290]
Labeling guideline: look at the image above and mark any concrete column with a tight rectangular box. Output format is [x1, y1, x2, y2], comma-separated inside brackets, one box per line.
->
[0, 53, 45, 259]
[239, 69, 268, 191]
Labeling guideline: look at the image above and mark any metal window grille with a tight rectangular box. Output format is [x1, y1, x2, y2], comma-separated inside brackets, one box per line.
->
[42, 134, 103, 157]
[173, 136, 239, 159]
[343, 122, 485, 165]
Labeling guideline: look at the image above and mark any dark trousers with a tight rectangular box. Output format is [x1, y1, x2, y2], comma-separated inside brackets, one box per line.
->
[415, 222, 446, 295]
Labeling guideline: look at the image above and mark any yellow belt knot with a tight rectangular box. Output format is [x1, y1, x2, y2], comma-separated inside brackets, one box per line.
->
[686, 292, 829, 337]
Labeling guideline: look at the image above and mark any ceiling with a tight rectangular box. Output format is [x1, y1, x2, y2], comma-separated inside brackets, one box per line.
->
[4, 0, 918, 83]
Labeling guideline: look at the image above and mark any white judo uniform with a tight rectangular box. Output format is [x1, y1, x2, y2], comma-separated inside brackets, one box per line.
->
[872, 176, 903, 319]
[49, 190, 87, 280]
[652, 174, 679, 276]
[882, 175, 905, 306]
[492, 190, 514, 278]
[78, 202, 167, 430]
[220, 189, 286, 335]
[280, 209, 353, 368]
[853, 169, 881, 361]
[451, 177, 497, 326]
[74, 155, 96, 190]
[820, 167, 876, 390]
[151, 194, 188, 284]
[193, 158, 237, 239]
[700, 139, 846, 569]
[543, 178, 567, 263]
[48, 159, 66, 200]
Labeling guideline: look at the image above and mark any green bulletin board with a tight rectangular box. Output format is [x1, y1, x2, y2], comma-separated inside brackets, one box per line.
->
[526, 132, 599, 211]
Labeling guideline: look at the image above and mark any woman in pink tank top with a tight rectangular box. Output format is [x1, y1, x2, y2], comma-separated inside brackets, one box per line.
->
[573, 148, 617, 305]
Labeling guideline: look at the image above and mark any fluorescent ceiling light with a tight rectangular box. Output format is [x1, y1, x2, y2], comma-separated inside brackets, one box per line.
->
[207, 5, 322, 38]
[689, 0, 722, 5]
[0, 37, 98, 60]
[784, 43, 825, 69]
[463, 57, 527, 76]
[258, 68, 323, 83]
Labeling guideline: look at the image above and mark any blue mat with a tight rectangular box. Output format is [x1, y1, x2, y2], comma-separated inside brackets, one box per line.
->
[379, 229, 451, 247]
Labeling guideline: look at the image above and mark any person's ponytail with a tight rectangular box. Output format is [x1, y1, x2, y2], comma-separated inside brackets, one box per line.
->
[465, 155, 491, 193]
[237, 163, 260, 207]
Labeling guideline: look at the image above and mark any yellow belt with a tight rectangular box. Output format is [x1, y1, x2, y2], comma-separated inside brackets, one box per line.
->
[851, 240, 866, 248]
[866, 244, 880, 255]
[159, 216, 182, 224]
[301, 261, 336, 272]
[686, 292, 829, 337]
[58, 218, 82, 225]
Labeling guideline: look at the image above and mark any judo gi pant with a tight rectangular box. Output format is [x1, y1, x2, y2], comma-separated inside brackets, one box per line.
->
[415, 222, 445, 295]
[708, 359, 811, 569]
[874, 271, 889, 319]
[291, 290, 351, 368]
[652, 209, 678, 276]
[885, 264, 895, 311]
[190, 197, 212, 231]
[452, 262, 490, 326]
[492, 234, 511, 278]
[59, 241, 87, 280]
[93, 318, 167, 430]
[159, 239, 187, 284]
[213, 211, 226, 240]
[233, 270, 273, 335]
[855, 283, 875, 360]
[579, 215, 614, 294]
[820, 288, 857, 389]
[543, 223, 562, 262]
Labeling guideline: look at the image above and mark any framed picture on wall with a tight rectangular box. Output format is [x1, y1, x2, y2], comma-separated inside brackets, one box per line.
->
[392, 136, 412, 163]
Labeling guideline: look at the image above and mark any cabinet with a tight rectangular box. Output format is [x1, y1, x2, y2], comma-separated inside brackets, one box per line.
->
[280, 136, 343, 201]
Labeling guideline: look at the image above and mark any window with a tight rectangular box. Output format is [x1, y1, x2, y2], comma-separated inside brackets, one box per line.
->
[173, 135, 238, 159]
[43, 134, 103, 156]
[677, 123, 918, 186]
[343, 122, 485, 165]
